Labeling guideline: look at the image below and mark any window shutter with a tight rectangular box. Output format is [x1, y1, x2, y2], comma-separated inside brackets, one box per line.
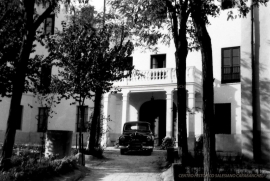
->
[77, 106, 88, 132]
[44, 14, 55, 35]
[84, 106, 88, 131]
[38, 107, 48, 132]
[40, 64, 52, 93]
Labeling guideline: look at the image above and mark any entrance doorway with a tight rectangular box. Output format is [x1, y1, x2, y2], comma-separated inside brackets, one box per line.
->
[139, 100, 176, 145]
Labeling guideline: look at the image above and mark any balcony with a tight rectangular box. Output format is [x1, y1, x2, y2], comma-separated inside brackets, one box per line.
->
[114, 66, 202, 87]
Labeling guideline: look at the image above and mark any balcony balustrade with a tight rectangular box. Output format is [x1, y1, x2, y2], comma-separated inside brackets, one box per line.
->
[114, 66, 202, 87]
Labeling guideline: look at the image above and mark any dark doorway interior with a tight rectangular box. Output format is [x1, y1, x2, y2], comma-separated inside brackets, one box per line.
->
[139, 99, 176, 145]
[214, 103, 231, 134]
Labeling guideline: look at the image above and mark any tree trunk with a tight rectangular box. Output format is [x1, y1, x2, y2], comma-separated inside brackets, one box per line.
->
[88, 88, 102, 152]
[191, 4, 216, 181]
[79, 105, 85, 152]
[0, 28, 34, 170]
[95, 110, 101, 147]
[251, 4, 261, 163]
[0, 1, 36, 169]
[175, 26, 189, 166]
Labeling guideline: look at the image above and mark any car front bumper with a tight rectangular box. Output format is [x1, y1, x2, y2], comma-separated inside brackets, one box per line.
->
[119, 145, 154, 150]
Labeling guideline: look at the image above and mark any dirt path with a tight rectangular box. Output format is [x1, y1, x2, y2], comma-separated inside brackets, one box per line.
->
[79, 148, 167, 181]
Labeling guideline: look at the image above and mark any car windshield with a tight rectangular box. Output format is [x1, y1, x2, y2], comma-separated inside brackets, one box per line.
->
[124, 123, 150, 131]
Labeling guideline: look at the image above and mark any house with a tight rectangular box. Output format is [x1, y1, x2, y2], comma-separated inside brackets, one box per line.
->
[0, 0, 269, 162]
[103, 0, 270, 162]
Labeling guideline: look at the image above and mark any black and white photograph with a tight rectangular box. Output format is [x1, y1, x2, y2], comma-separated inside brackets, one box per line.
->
[0, 0, 270, 180]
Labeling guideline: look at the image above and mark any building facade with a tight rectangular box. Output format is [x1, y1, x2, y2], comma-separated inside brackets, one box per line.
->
[103, 1, 270, 162]
[0, 1, 269, 162]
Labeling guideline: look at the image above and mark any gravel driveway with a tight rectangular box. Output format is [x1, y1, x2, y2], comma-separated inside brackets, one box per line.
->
[79, 147, 167, 181]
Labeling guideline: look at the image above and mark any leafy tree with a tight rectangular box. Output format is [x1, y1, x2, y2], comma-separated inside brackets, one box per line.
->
[190, 1, 219, 178]
[0, 0, 85, 169]
[44, 6, 98, 151]
[110, 0, 268, 179]
[87, 24, 135, 152]
[45, 6, 134, 153]
[0, 0, 25, 98]
[109, 0, 195, 165]
[190, 1, 268, 179]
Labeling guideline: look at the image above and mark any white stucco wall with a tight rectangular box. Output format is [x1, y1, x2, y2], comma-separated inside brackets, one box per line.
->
[2, 1, 270, 159]
[241, 4, 270, 161]
[208, 8, 242, 135]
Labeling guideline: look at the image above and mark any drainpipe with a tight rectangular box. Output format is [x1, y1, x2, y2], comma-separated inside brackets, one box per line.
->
[103, 0, 106, 26]
[251, 1, 261, 163]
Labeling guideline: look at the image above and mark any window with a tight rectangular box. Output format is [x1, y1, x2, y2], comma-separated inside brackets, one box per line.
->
[151, 54, 166, 69]
[76, 106, 88, 132]
[214, 103, 231, 134]
[221, 0, 236, 10]
[44, 14, 55, 35]
[38, 107, 49, 132]
[40, 64, 52, 93]
[16, 105, 23, 130]
[126, 57, 133, 67]
[221, 47, 240, 83]
[155, 1, 167, 20]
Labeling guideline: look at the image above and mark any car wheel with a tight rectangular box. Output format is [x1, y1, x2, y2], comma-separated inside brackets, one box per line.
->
[120, 148, 127, 155]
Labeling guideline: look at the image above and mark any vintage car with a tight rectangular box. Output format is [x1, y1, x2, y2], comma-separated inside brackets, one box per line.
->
[118, 121, 154, 155]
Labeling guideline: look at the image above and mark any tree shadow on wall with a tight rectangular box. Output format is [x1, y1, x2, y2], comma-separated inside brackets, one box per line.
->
[241, 52, 270, 163]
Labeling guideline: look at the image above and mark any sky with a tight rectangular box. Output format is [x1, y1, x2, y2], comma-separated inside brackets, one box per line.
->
[89, 0, 105, 12]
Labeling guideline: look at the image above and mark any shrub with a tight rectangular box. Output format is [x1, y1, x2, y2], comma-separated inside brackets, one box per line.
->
[160, 137, 175, 150]
[71, 148, 79, 156]
[0, 155, 78, 181]
[114, 139, 119, 148]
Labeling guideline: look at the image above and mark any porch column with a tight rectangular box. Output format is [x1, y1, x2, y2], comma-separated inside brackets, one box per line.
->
[101, 93, 110, 147]
[121, 90, 130, 133]
[165, 88, 174, 137]
[175, 111, 178, 144]
[188, 91, 196, 138]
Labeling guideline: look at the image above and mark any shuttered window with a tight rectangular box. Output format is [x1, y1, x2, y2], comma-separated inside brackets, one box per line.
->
[44, 14, 55, 35]
[221, 0, 236, 10]
[40, 64, 52, 93]
[38, 107, 49, 132]
[76, 106, 88, 132]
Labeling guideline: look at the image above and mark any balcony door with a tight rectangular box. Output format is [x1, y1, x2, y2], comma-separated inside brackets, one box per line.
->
[151, 54, 166, 69]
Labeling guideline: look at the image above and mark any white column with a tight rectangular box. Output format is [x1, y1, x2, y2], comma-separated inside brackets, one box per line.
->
[101, 93, 110, 147]
[188, 91, 196, 138]
[154, 117, 159, 145]
[121, 90, 130, 133]
[175, 111, 178, 144]
[165, 88, 174, 137]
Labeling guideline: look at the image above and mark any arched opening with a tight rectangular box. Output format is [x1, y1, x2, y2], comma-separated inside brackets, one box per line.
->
[139, 99, 176, 145]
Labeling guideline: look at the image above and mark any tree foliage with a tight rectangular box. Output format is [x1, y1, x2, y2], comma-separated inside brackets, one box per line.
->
[0, 0, 24, 98]
[108, 0, 268, 178]
[46, 6, 134, 103]
[44, 5, 135, 152]
[0, 0, 90, 169]
[0, 0, 59, 99]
